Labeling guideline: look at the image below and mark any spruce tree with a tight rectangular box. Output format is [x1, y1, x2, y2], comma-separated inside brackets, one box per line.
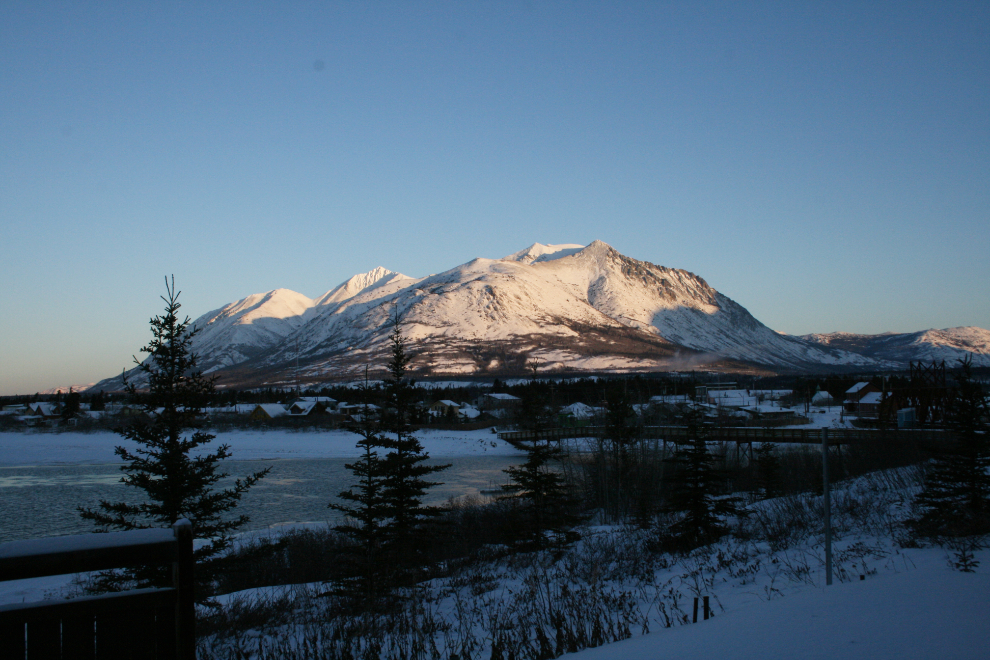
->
[909, 358, 990, 543]
[61, 387, 81, 422]
[79, 277, 269, 596]
[754, 441, 782, 500]
[500, 436, 581, 551]
[329, 373, 393, 607]
[662, 410, 741, 551]
[90, 390, 106, 412]
[379, 308, 449, 578]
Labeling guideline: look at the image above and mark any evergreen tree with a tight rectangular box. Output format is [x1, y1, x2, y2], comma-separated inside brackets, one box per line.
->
[754, 441, 782, 500]
[79, 277, 269, 596]
[329, 373, 393, 608]
[603, 392, 639, 521]
[500, 436, 581, 551]
[909, 358, 990, 543]
[379, 308, 449, 578]
[61, 387, 81, 422]
[662, 410, 742, 551]
[90, 390, 106, 412]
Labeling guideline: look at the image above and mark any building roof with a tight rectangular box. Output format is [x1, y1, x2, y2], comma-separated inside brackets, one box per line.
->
[649, 394, 692, 404]
[846, 382, 872, 395]
[859, 391, 884, 405]
[30, 402, 60, 416]
[459, 406, 482, 419]
[560, 402, 597, 419]
[289, 401, 319, 415]
[253, 403, 287, 418]
[486, 393, 520, 401]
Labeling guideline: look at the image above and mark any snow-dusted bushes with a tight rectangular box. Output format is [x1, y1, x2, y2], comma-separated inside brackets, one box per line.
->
[199, 464, 918, 660]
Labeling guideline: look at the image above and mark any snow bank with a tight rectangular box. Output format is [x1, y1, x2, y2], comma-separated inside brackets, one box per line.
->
[568, 550, 989, 660]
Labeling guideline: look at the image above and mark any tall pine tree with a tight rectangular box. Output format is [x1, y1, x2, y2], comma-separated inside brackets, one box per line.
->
[662, 410, 741, 551]
[329, 371, 393, 608]
[909, 358, 990, 542]
[79, 277, 269, 596]
[500, 437, 581, 551]
[379, 308, 449, 579]
[330, 309, 449, 600]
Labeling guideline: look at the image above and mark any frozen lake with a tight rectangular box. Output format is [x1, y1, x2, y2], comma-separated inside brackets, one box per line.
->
[0, 429, 524, 543]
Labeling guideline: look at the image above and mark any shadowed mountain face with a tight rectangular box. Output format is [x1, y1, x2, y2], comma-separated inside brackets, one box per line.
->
[93, 241, 985, 391]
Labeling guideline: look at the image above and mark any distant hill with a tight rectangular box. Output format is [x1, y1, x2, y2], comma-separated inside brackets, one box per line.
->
[801, 327, 990, 368]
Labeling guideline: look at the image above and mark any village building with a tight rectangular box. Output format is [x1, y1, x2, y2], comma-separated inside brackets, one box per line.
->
[856, 391, 885, 417]
[249, 403, 287, 421]
[292, 396, 337, 410]
[26, 402, 61, 418]
[811, 389, 835, 406]
[428, 400, 460, 418]
[844, 382, 880, 413]
[287, 400, 329, 416]
[481, 392, 521, 410]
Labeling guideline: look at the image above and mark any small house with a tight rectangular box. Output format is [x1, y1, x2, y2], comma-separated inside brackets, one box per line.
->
[27, 402, 61, 418]
[844, 382, 880, 412]
[482, 393, 521, 410]
[429, 400, 461, 418]
[857, 391, 885, 417]
[811, 389, 835, 406]
[287, 401, 329, 416]
[250, 404, 287, 421]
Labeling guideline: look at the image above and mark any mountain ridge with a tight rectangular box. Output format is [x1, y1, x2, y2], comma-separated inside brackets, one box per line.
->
[89, 242, 988, 390]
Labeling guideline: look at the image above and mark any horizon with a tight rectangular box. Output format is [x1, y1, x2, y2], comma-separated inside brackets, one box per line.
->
[2, 2, 988, 395]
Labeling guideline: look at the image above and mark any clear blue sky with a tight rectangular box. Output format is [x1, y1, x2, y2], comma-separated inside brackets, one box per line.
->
[2, 1, 988, 395]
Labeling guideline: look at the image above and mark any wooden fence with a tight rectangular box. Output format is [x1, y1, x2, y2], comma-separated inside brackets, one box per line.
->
[0, 520, 194, 660]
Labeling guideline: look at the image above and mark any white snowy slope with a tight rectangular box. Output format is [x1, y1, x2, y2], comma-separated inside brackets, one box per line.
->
[527, 241, 876, 368]
[502, 242, 585, 265]
[802, 326, 990, 368]
[312, 266, 412, 307]
[173, 269, 411, 374]
[188, 289, 315, 371]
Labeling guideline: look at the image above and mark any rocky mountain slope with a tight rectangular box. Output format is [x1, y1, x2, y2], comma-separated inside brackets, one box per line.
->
[801, 327, 990, 368]
[92, 241, 986, 390]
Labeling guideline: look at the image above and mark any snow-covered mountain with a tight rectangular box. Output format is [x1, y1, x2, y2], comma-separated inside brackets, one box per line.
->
[801, 327, 990, 368]
[92, 241, 985, 391]
[190, 289, 315, 370]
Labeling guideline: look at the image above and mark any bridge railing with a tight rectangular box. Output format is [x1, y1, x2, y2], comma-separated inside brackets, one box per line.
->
[0, 519, 195, 660]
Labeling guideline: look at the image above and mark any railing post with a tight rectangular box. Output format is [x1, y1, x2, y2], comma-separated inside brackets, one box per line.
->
[172, 519, 195, 659]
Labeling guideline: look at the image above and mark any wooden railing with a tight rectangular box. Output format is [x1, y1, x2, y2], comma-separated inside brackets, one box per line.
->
[0, 519, 194, 660]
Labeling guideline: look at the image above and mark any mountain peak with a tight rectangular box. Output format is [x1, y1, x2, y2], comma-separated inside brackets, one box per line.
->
[316, 267, 408, 306]
[502, 243, 585, 265]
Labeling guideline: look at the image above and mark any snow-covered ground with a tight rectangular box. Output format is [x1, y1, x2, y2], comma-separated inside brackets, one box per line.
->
[0, 427, 519, 467]
[567, 548, 988, 660]
[784, 406, 856, 429]
[2, 431, 988, 659]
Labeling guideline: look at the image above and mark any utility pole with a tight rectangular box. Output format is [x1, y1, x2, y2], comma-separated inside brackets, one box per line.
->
[822, 426, 832, 586]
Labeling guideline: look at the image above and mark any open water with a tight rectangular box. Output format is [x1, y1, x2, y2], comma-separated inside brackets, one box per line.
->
[0, 456, 520, 543]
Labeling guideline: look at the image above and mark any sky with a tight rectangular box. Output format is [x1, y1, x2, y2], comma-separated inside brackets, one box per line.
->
[1, 1, 988, 395]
